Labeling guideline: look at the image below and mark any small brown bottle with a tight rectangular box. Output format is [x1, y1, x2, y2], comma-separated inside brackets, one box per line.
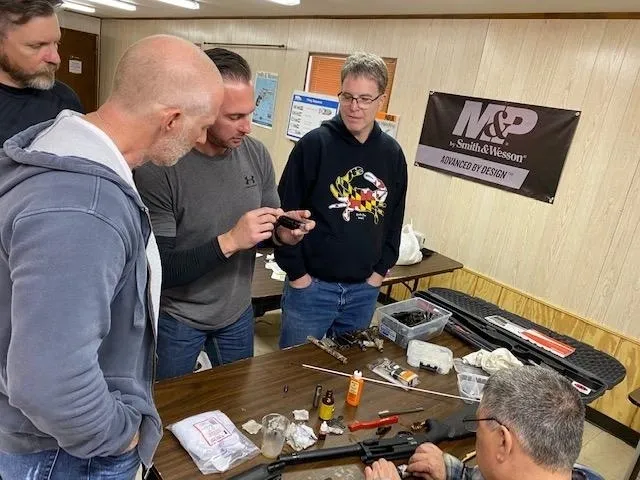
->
[318, 389, 335, 420]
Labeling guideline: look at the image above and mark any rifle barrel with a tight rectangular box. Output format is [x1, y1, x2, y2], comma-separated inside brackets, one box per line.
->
[279, 443, 363, 464]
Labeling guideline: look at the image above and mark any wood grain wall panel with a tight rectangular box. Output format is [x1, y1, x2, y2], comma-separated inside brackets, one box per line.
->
[602, 206, 640, 337]
[450, 269, 479, 296]
[389, 283, 412, 302]
[497, 289, 528, 316]
[424, 272, 453, 289]
[586, 23, 640, 338]
[528, 21, 635, 313]
[99, 17, 640, 340]
[561, 22, 640, 323]
[595, 340, 640, 425]
[580, 324, 622, 358]
[398, 19, 489, 266]
[522, 298, 555, 329]
[473, 276, 504, 304]
[416, 276, 431, 292]
[551, 312, 587, 339]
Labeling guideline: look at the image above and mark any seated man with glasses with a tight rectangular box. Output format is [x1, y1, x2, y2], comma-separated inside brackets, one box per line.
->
[276, 51, 408, 348]
[365, 366, 601, 480]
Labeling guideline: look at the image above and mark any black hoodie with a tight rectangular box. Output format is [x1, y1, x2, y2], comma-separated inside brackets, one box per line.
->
[276, 114, 408, 283]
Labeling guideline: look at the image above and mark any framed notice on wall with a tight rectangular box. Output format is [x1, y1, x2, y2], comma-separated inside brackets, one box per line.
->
[415, 92, 580, 203]
[253, 71, 278, 129]
[286, 90, 339, 141]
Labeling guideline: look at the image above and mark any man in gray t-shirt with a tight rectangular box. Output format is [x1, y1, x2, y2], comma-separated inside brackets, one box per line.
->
[135, 48, 314, 380]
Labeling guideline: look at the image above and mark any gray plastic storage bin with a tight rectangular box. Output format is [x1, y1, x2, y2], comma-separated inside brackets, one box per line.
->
[377, 297, 452, 348]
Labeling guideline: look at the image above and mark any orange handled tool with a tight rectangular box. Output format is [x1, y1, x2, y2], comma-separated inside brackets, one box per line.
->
[347, 415, 399, 432]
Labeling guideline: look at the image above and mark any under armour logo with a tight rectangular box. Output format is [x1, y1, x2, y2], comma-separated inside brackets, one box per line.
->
[244, 175, 256, 186]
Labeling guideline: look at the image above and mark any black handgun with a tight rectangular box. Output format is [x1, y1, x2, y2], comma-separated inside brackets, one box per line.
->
[276, 216, 305, 230]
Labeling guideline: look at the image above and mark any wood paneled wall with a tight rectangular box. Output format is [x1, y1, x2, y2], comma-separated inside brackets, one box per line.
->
[99, 17, 640, 425]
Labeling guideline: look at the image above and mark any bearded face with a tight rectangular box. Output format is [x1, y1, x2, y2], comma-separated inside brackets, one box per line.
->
[0, 14, 61, 90]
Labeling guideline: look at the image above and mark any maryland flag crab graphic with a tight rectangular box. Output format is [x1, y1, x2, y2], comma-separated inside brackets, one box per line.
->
[329, 167, 388, 223]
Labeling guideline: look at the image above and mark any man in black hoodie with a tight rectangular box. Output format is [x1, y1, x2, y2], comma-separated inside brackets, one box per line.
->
[276, 52, 408, 348]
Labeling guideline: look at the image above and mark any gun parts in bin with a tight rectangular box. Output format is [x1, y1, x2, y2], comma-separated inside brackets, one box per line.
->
[391, 310, 439, 327]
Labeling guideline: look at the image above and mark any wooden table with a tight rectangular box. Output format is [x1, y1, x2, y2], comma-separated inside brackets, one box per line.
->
[251, 250, 463, 316]
[150, 333, 475, 480]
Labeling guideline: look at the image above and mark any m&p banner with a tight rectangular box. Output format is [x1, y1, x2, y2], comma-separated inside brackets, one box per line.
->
[415, 92, 580, 203]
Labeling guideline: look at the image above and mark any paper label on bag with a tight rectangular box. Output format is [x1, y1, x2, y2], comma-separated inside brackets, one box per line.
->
[194, 417, 232, 446]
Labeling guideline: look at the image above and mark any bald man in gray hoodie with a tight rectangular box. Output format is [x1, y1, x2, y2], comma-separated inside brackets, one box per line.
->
[0, 35, 223, 479]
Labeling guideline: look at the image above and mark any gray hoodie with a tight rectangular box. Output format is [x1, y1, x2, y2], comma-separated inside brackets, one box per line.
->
[0, 118, 162, 466]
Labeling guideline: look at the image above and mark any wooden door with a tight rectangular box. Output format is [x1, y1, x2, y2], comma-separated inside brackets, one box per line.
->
[56, 27, 98, 112]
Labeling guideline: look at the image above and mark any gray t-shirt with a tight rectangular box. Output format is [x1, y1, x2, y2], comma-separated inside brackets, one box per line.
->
[135, 136, 279, 330]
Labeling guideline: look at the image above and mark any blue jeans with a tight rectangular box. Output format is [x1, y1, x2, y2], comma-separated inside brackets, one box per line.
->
[279, 277, 379, 348]
[156, 305, 254, 380]
[0, 448, 139, 480]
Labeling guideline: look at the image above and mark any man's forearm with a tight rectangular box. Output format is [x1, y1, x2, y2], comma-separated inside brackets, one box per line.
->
[156, 235, 228, 288]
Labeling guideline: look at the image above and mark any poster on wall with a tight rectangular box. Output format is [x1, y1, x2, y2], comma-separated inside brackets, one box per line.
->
[286, 91, 339, 141]
[376, 112, 400, 139]
[415, 92, 581, 203]
[252, 71, 279, 129]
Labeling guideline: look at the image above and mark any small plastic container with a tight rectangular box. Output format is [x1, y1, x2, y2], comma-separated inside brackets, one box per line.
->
[457, 373, 489, 403]
[377, 297, 452, 348]
[453, 358, 487, 377]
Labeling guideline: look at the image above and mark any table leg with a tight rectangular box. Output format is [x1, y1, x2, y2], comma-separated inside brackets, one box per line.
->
[625, 439, 640, 480]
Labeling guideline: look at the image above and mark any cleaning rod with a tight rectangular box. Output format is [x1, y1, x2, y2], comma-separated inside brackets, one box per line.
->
[302, 363, 479, 403]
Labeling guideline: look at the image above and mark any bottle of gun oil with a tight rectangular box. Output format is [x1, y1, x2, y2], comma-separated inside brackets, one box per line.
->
[319, 389, 335, 420]
[346, 370, 364, 407]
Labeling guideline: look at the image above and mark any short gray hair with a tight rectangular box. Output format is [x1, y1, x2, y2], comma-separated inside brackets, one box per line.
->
[341, 52, 388, 95]
[480, 366, 584, 471]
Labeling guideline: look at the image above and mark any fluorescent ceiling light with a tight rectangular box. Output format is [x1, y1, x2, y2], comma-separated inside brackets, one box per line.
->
[265, 0, 300, 5]
[156, 0, 199, 9]
[86, 0, 136, 11]
[61, 1, 96, 12]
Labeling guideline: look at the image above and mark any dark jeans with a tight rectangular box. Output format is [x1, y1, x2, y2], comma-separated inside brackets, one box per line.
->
[156, 306, 254, 380]
[279, 277, 379, 348]
[0, 447, 139, 480]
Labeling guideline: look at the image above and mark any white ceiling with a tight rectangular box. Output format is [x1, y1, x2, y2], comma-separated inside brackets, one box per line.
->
[78, 0, 640, 20]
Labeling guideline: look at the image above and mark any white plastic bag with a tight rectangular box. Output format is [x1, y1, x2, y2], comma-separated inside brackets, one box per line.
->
[167, 410, 259, 474]
[463, 348, 523, 375]
[406, 340, 453, 374]
[397, 224, 423, 265]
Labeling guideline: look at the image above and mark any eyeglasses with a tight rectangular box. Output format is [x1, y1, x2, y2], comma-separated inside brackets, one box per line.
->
[337, 91, 383, 108]
[462, 416, 507, 433]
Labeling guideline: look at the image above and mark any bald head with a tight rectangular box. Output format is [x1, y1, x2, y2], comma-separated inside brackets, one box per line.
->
[93, 34, 224, 168]
[110, 34, 222, 115]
